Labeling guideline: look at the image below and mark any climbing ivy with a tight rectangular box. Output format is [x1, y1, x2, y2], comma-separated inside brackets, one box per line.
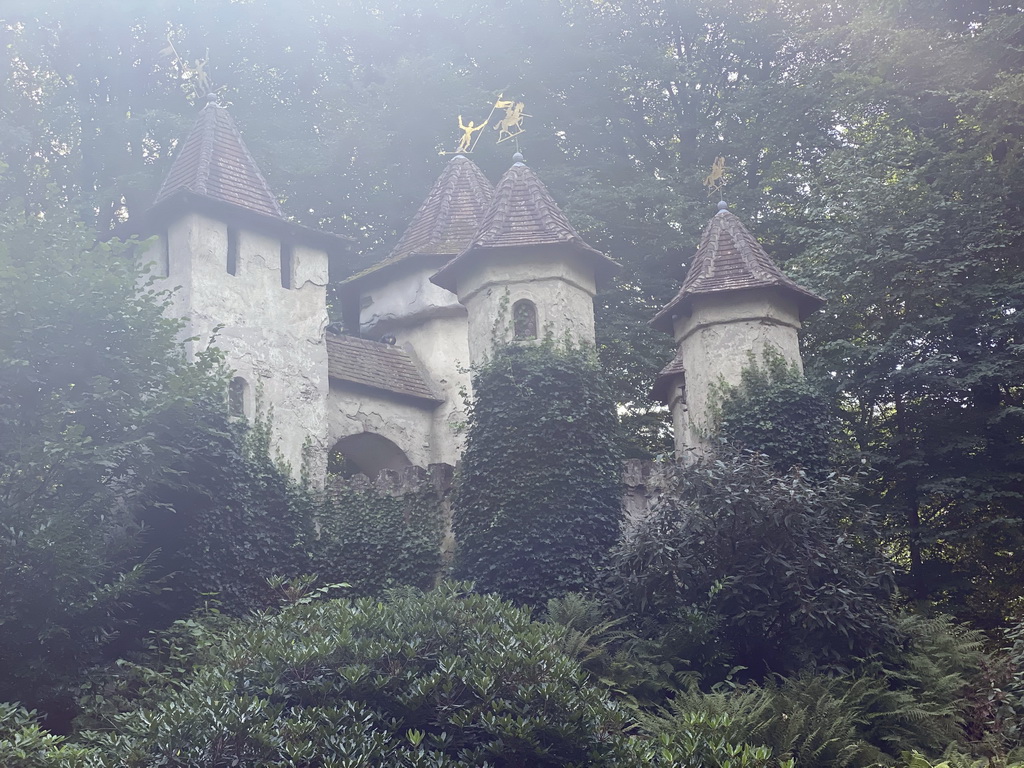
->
[452, 342, 623, 607]
[713, 349, 838, 475]
[316, 482, 443, 595]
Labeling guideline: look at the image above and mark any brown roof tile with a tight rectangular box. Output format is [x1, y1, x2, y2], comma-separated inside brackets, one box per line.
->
[651, 207, 823, 332]
[651, 352, 686, 403]
[430, 159, 619, 292]
[341, 155, 494, 287]
[154, 98, 284, 220]
[326, 334, 442, 405]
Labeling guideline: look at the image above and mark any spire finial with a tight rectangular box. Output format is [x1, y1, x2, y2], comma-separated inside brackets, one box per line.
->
[205, 92, 220, 107]
[512, 151, 525, 165]
[717, 200, 728, 212]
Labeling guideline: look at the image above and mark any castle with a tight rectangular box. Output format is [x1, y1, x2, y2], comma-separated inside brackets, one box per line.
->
[139, 96, 821, 481]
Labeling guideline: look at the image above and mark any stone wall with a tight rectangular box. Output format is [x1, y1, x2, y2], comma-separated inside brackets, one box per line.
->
[327, 459, 672, 561]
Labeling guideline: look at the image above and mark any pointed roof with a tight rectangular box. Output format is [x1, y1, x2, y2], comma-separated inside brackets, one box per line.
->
[430, 157, 619, 292]
[650, 204, 823, 333]
[341, 155, 494, 288]
[153, 95, 284, 220]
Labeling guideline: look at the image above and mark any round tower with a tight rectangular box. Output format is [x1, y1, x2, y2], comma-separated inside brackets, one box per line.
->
[430, 153, 619, 366]
[651, 201, 824, 457]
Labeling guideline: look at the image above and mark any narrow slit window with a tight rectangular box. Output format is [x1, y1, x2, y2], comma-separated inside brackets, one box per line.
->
[157, 231, 170, 277]
[513, 299, 537, 340]
[280, 243, 293, 289]
[229, 377, 249, 418]
[227, 227, 239, 275]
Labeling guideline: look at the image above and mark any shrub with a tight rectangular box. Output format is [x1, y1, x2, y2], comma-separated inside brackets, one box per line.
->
[606, 449, 899, 676]
[79, 584, 660, 767]
[452, 342, 623, 606]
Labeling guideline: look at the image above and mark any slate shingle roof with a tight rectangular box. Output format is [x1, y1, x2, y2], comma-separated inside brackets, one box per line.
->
[431, 160, 619, 292]
[342, 156, 494, 288]
[154, 98, 284, 220]
[326, 334, 442, 405]
[650, 207, 823, 333]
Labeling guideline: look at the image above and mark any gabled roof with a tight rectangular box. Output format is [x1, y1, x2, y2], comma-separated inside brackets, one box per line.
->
[154, 95, 284, 220]
[341, 155, 494, 289]
[430, 157, 619, 292]
[326, 333, 443, 406]
[651, 204, 824, 333]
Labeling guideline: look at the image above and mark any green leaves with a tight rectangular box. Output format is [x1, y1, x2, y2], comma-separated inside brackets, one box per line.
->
[452, 343, 623, 607]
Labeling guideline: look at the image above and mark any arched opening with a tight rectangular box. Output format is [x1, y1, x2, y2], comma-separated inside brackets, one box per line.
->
[228, 376, 250, 418]
[328, 433, 412, 478]
[512, 299, 537, 340]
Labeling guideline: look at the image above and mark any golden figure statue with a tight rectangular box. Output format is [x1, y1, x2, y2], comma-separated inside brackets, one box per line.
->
[703, 156, 727, 196]
[457, 115, 488, 153]
[494, 98, 530, 143]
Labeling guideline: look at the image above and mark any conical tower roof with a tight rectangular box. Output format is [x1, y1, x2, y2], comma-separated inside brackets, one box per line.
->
[153, 95, 284, 220]
[651, 204, 823, 333]
[341, 155, 494, 288]
[431, 156, 619, 292]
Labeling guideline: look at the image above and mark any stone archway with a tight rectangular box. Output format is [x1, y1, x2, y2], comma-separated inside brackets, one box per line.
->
[328, 432, 413, 478]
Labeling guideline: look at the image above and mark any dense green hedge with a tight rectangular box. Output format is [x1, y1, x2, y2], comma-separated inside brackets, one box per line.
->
[452, 343, 623, 606]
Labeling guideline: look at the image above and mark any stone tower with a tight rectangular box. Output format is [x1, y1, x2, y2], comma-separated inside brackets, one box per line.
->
[333, 155, 494, 467]
[143, 95, 344, 479]
[651, 202, 823, 457]
[431, 154, 618, 366]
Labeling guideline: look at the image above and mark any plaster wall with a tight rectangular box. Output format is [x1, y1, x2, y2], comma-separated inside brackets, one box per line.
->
[671, 289, 803, 456]
[359, 265, 465, 336]
[152, 212, 331, 481]
[455, 247, 598, 366]
[391, 317, 472, 466]
[326, 384, 434, 470]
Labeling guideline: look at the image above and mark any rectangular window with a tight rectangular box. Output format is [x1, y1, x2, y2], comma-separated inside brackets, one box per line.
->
[158, 231, 170, 277]
[280, 243, 293, 289]
[227, 227, 239, 276]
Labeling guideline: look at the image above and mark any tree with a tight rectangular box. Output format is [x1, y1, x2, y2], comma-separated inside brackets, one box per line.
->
[452, 343, 623, 607]
[0, 211, 227, 721]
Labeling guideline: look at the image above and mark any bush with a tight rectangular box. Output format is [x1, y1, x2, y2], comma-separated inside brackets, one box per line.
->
[77, 584, 662, 767]
[642, 612, 989, 768]
[452, 342, 623, 606]
[606, 449, 899, 676]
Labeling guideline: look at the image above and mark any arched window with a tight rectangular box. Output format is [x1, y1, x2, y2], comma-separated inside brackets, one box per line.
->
[229, 376, 249, 418]
[512, 299, 537, 341]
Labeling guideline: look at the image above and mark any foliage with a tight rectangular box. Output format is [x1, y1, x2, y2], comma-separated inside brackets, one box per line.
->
[713, 349, 837, 475]
[315, 480, 443, 596]
[643, 612, 989, 767]
[0, 213, 228, 722]
[606, 449, 899, 676]
[73, 583, 695, 767]
[0, 703, 100, 768]
[452, 342, 623, 606]
[136, 409, 321, 620]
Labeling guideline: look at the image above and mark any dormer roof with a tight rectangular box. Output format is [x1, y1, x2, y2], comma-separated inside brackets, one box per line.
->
[430, 158, 619, 293]
[341, 155, 494, 289]
[154, 97, 284, 220]
[650, 206, 823, 333]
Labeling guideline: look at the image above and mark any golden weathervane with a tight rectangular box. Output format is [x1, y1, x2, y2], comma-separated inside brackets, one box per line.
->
[443, 93, 531, 155]
[703, 156, 727, 197]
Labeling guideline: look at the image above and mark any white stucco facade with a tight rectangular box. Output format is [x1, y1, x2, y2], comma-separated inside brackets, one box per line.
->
[451, 247, 599, 367]
[147, 212, 331, 480]
[668, 288, 804, 455]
